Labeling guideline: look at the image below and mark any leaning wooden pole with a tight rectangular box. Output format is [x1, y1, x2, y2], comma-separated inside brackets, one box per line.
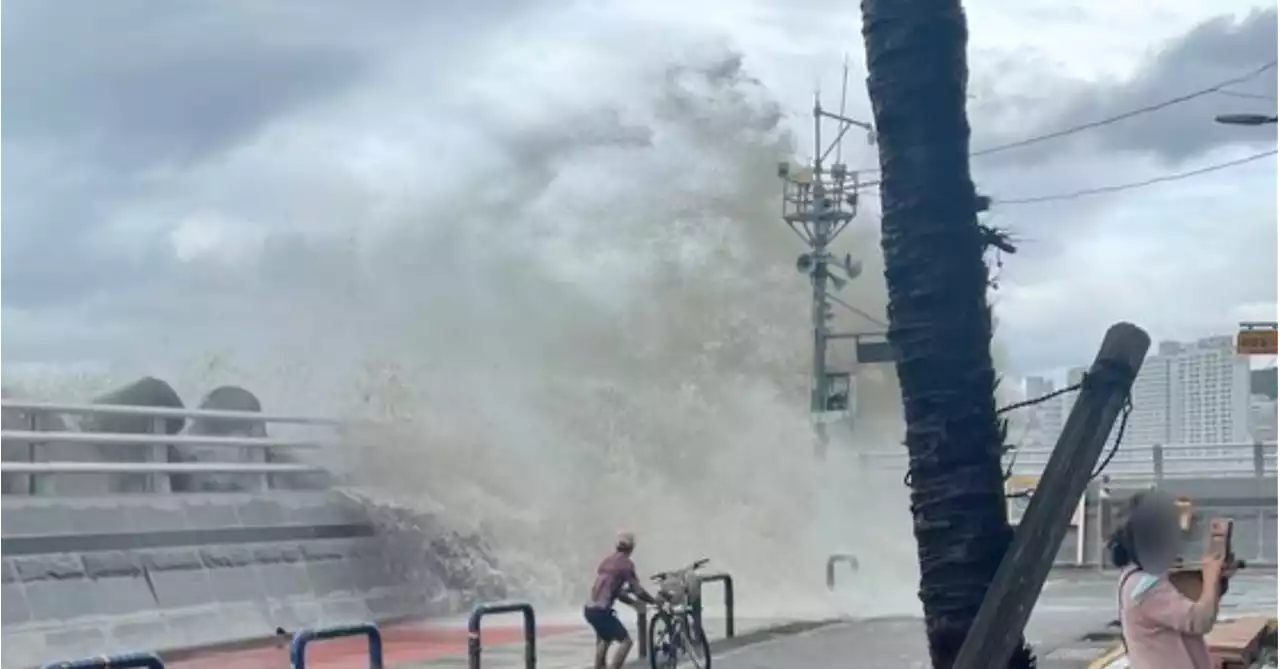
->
[952, 322, 1151, 669]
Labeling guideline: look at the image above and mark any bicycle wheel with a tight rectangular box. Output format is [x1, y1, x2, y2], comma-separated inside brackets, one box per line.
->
[649, 611, 678, 669]
[678, 614, 712, 669]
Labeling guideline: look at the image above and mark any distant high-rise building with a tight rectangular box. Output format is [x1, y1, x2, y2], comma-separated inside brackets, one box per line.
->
[1024, 376, 1065, 448]
[1169, 336, 1251, 444]
[1026, 376, 1055, 400]
[1118, 336, 1251, 445]
[1250, 394, 1278, 442]
[1123, 352, 1174, 446]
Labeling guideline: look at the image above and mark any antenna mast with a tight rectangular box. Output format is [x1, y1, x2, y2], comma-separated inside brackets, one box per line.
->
[776, 65, 877, 459]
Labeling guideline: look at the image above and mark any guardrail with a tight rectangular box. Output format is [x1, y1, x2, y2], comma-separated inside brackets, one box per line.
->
[290, 622, 384, 669]
[39, 651, 165, 669]
[468, 601, 537, 669]
[1, 399, 339, 494]
[825, 554, 860, 590]
[859, 441, 1278, 481]
[1, 400, 341, 425]
[698, 573, 735, 639]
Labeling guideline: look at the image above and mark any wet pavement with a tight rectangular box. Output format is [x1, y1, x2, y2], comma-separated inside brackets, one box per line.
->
[148, 570, 1278, 668]
[708, 570, 1278, 669]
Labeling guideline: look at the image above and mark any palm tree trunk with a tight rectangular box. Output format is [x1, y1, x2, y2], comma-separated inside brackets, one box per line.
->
[858, 1, 1035, 667]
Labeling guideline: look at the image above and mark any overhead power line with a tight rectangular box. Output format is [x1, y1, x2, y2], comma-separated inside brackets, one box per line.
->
[970, 61, 1278, 158]
[853, 60, 1278, 175]
[993, 149, 1277, 205]
[1216, 89, 1278, 102]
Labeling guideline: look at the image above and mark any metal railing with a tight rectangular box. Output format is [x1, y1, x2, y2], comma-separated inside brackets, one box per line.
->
[698, 573, 736, 639]
[40, 652, 165, 669]
[1, 399, 339, 495]
[825, 554, 860, 590]
[290, 622, 384, 669]
[468, 601, 537, 669]
[859, 441, 1277, 481]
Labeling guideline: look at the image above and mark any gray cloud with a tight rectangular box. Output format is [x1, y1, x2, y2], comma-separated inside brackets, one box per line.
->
[2, 0, 1275, 386]
[970, 8, 1277, 168]
[1, 2, 380, 170]
[1, 0, 545, 313]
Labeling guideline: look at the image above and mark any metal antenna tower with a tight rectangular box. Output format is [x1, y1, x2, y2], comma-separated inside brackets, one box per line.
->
[776, 63, 878, 459]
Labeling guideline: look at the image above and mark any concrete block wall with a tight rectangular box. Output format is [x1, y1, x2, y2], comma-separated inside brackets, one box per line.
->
[1076, 477, 1279, 569]
[0, 492, 437, 668]
[1130, 478, 1277, 566]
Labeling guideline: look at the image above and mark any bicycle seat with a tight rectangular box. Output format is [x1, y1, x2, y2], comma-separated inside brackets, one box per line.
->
[650, 571, 671, 582]
[690, 558, 710, 570]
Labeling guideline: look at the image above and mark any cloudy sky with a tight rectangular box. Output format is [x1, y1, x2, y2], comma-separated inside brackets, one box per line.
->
[2, 0, 1277, 399]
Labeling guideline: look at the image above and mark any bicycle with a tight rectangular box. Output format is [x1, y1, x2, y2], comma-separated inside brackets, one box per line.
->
[647, 558, 713, 669]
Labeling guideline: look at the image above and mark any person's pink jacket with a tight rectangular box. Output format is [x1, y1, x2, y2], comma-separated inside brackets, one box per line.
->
[1117, 566, 1217, 669]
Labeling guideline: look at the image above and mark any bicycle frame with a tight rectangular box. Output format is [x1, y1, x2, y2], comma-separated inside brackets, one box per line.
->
[648, 559, 712, 668]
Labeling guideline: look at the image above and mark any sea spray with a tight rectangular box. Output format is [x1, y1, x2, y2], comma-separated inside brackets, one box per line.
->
[3, 45, 929, 620]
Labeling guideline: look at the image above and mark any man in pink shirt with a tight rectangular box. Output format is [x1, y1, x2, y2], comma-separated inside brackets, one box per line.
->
[1113, 491, 1235, 669]
[583, 531, 658, 669]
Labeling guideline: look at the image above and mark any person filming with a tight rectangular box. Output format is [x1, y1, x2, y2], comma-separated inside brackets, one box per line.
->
[1110, 490, 1236, 669]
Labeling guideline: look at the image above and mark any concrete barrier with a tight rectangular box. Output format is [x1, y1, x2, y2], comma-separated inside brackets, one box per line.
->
[0, 492, 445, 668]
[1084, 478, 1279, 568]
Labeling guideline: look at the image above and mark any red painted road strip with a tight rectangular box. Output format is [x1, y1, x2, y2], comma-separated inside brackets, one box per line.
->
[166, 622, 582, 669]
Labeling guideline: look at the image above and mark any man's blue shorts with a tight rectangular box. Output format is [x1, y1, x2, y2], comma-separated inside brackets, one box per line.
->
[583, 606, 629, 642]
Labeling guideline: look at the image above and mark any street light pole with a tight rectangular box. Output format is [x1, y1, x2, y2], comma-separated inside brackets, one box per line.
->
[776, 77, 875, 459]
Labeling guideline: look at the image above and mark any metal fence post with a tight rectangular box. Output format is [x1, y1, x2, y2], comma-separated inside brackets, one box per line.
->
[25, 409, 38, 496]
[635, 605, 649, 658]
[40, 652, 166, 669]
[290, 622, 384, 669]
[698, 573, 735, 639]
[468, 601, 537, 669]
[149, 417, 171, 493]
[1152, 443, 1164, 482]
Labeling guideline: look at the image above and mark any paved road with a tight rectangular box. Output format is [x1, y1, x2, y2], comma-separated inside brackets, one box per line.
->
[708, 570, 1278, 669]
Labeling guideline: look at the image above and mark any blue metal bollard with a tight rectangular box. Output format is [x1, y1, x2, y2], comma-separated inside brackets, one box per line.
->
[290, 622, 384, 669]
[468, 601, 537, 669]
[40, 652, 165, 669]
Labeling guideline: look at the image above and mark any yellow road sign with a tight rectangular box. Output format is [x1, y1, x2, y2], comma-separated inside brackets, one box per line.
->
[1237, 323, 1278, 355]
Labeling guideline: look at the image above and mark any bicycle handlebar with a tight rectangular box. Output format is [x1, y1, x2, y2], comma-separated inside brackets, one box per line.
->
[650, 558, 711, 581]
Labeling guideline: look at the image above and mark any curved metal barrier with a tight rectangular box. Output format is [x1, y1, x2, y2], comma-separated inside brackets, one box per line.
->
[826, 553, 860, 590]
[290, 622, 384, 669]
[468, 601, 537, 669]
[39, 652, 165, 669]
[698, 573, 735, 638]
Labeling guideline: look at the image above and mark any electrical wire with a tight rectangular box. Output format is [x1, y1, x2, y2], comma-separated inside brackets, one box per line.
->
[855, 149, 1276, 207]
[970, 60, 1277, 158]
[826, 292, 889, 328]
[1216, 89, 1278, 102]
[991, 149, 1277, 205]
[853, 60, 1278, 175]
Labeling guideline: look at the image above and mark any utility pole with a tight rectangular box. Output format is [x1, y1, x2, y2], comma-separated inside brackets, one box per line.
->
[776, 65, 878, 459]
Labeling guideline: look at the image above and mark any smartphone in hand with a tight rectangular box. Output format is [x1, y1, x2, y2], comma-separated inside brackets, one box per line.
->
[1207, 518, 1234, 563]
[1208, 518, 1236, 596]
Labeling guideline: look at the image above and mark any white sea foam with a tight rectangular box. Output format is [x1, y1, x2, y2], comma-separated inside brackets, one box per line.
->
[1, 40, 1037, 621]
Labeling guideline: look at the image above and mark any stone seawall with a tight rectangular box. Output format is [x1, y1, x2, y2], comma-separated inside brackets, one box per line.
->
[1, 492, 462, 668]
